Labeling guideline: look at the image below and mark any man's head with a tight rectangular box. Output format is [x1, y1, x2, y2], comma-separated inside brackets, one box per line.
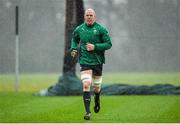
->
[84, 8, 96, 25]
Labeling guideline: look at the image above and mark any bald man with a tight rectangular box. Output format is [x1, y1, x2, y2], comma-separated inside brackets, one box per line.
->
[71, 8, 112, 120]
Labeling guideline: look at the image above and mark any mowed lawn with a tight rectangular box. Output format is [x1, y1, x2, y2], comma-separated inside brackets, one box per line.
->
[0, 73, 180, 123]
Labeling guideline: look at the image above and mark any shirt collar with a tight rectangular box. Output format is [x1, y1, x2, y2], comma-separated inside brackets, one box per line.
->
[85, 22, 96, 27]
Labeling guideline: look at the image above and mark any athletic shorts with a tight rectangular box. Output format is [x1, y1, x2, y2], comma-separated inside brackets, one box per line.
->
[80, 64, 103, 76]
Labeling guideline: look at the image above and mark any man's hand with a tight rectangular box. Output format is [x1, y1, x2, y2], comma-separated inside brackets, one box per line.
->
[86, 43, 95, 51]
[71, 49, 78, 58]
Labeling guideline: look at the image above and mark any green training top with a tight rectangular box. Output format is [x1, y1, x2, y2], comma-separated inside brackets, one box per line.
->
[71, 22, 112, 65]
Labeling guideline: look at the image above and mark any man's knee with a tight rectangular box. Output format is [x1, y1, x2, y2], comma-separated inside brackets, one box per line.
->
[81, 71, 92, 91]
[83, 82, 91, 91]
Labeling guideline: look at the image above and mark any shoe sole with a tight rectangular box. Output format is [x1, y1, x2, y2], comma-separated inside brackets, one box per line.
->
[84, 115, 90, 120]
[84, 113, 91, 120]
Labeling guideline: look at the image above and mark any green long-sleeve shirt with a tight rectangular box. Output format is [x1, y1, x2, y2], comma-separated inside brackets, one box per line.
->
[71, 22, 112, 65]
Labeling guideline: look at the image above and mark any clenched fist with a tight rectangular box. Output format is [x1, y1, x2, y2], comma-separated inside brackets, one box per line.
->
[86, 43, 95, 51]
[71, 49, 78, 58]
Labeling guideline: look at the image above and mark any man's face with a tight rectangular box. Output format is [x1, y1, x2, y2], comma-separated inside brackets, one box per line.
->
[84, 10, 96, 25]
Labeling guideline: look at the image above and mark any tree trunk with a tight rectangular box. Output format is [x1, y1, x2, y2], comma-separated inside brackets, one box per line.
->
[63, 0, 84, 75]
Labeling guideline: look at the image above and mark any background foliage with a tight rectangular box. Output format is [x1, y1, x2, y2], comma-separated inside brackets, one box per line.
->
[0, 0, 180, 73]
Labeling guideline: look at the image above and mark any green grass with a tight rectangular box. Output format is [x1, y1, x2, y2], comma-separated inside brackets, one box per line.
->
[0, 73, 58, 92]
[0, 73, 180, 122]
[0, 93, 180, 123]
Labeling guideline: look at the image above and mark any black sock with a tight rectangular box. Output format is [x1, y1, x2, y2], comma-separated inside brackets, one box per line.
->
[83, 91, 91, 114]
[94, 91, 100, 102]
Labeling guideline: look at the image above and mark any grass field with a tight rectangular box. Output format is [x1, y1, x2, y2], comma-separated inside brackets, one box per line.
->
[0, 73, 180, 123]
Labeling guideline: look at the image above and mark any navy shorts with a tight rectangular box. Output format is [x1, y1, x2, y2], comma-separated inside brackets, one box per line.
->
[80, 64, 103, 76]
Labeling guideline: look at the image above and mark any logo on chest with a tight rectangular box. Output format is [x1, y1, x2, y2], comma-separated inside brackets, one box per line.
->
[93, 29, 99, 35]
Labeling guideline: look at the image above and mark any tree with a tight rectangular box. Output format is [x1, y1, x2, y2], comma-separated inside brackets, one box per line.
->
[63, 0, 84, 75]
[37, 0, 84, 96]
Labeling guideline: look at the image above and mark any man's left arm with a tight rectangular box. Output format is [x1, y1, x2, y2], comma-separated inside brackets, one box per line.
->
[94, 28, 112, 51]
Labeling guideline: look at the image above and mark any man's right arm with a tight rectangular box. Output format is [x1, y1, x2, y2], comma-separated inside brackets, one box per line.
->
[71, 29, 79, 50]
[70, 28, 79, 57]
